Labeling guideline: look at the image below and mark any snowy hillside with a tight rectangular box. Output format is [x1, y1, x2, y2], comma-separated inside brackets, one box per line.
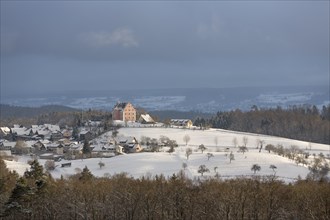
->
[118, 127, 329, 152]
[5, 127, 330, 182]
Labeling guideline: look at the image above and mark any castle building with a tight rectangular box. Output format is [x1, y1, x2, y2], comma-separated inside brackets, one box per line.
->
[112, 102, 136, 122]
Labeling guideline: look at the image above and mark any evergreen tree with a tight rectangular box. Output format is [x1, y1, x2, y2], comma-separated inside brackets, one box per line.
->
[24, 160, 44, 180]
[82, 140, 91, 155]
[79, 166, 93, 182]
[3, 177, 31, 217]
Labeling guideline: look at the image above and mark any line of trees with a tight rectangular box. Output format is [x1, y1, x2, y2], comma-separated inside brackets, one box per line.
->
[194, 105, 330, 144]
[0, 108, 112, 129]
[1, 158, 329, 220]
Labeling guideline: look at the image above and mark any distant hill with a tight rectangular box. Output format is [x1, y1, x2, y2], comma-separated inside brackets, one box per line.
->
[0, 104, 78, 119]
[1, 85, 328, 112]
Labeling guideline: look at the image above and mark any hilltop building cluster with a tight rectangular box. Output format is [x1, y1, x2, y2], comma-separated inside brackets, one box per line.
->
[111, 101, 192, 127]
[0, 101, 193, 162]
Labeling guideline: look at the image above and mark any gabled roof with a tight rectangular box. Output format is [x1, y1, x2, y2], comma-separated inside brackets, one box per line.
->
[11, 127, 30, 136]
[79, 130, 91, 135]
[30, 124, 60, 136]
[139, 114, 155, 123]
[115, 136, 137, 144]
[113, 102, 128, 110]
[0, 127, 11, 134]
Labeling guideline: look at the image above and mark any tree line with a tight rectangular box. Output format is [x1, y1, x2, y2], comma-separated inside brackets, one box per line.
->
[194, 105, 330, 144]
[0, 108, 112, 130]
[1, 159, 329, 220]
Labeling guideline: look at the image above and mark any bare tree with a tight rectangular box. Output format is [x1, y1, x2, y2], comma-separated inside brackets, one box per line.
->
[238, 146, 248, 154]
[185, 148, 192, 160]
[167, 146, 175, 154]
[98, 161, 105, 169]
[307, 157, 329, 181]
[232, 137, 238, 148]
[251, 164, 261, 174]
[242, 136, 248, 147]
[183, 134, 191, 146]
[265, 144, 275, 153]
[229, 151, 235, 163]
[14, 140, 29, 155]
[198, 144, 207, 153]
[206, 153, 214, 161]
[45, 160, 55, 171]
[269, 164, 277, 173]
[257, 139, 265, 152]
[75, 167, 82, 173]
[198, 165, 209, 176]
[182, 162, 187, 170]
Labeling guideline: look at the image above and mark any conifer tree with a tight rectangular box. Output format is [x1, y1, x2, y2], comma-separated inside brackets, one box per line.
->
[79, 166, 93, 182]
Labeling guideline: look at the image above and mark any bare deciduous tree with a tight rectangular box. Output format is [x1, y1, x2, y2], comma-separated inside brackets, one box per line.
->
[269, 164, 277, 173]
[198, 144, 207, 153]
[183, 134, 191, 146]
[44, 160, 55, 171]
[238, 146, 248, 154]
[251, 164, 261, 174]
[214, 136, 218, 147]
[242, 136, 248, 147]
[98, 161, 105, 169]
[206, 153, 214, 161]
[186, 148, 192, 160]
[198, 165, 209, 176]
[229, 151, 235, 163]
[182, 162, 187, 170]
[232, 137, 238, 148]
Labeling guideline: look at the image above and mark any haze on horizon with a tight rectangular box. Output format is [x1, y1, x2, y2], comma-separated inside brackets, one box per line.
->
[1, 1, 329, 98]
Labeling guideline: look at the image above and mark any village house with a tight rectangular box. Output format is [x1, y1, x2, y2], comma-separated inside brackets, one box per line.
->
[11, 125, 32, 141]
[138, 114, 155, 124]
[61, 129, 73, 139]
[91, 143, 119, 157]
[32, 124, 61, 140]
[50, 131, 64, 141]
[45, 143, 64, 155]
[0, 127, 11, 139]
[32, 140, 49, 153]
[112, 102, 136, 122]
[115, 136, 142, 153]
[0, 140, 12, 158]
[0, 140, 15, 151]
[79, 130, 93, 141]
[170, 119, 193, 128]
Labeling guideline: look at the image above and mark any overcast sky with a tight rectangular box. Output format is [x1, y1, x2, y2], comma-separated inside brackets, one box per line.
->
[1, 1, 329, 97]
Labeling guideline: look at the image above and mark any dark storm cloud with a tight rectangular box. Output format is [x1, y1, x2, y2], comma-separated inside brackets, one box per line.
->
[1, 1, 329, 95]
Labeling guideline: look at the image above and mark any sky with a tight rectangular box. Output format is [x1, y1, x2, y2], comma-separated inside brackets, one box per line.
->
[1, 1, 329, 98]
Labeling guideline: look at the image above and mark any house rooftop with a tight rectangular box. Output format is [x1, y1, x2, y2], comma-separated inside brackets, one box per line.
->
[140, 114, 155, 123]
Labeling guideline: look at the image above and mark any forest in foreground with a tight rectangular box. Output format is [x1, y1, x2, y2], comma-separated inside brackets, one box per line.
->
[0, 159, 329, 220]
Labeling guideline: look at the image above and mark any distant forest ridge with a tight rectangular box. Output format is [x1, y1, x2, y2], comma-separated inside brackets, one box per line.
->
[0, 104, 210, 121]
[0, 104, 78, 119]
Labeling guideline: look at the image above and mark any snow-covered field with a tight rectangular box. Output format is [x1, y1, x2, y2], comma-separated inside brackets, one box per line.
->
[5, 127, 330, 182]
[119, 127, 329, 153]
